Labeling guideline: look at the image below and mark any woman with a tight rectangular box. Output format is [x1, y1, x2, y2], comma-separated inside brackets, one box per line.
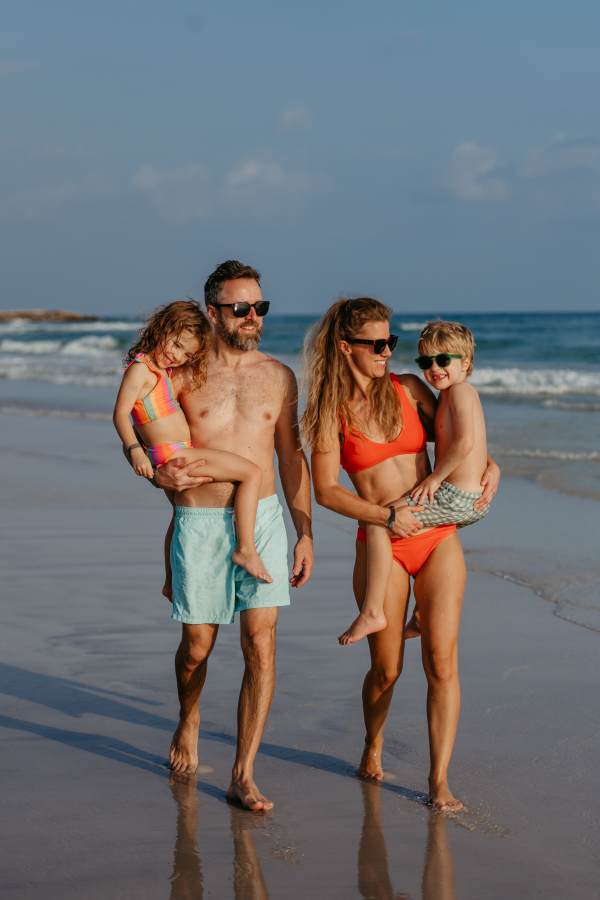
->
[303, 298, 499, 810]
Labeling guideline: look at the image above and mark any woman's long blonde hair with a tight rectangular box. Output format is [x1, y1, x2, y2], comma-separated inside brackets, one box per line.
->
[301, 297, 401, 451]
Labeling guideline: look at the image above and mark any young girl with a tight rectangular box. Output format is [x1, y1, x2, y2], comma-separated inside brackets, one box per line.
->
[113, 300, 273, 595]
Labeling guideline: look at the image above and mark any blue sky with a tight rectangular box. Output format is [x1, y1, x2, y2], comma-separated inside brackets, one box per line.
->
[1, 0, 599, 315]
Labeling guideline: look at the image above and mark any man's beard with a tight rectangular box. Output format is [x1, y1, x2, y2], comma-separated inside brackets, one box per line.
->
[215, 315, 263, 351]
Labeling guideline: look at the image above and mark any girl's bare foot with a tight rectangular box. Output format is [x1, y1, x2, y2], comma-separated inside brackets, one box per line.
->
[162, 583, 173, 602]
[404, 608, 421, 639]
[227, 778, 274, 810]
[357, 740, 384, 781]
[170, 716, 200, 773]
[427, 780, 463, 811]
[339, 612, 387, 645]
[231, 549, 273, 583]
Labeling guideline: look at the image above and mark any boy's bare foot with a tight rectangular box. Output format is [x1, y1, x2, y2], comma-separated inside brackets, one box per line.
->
[339, 612, 387, 645]
[232, 549, 273, 583]
[226, 778, 274, 810]
[357, 740, 384, 781]
[170, 716, 200, 773]
[404, 610, 421, 639]
[162, 583, 173, 602]
[427, 780, 463, 812]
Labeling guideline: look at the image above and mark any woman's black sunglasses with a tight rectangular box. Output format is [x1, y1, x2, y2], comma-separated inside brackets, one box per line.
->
[415, 353, 462, 370]
[347, 335, 398, 354]
[213, 301, 270, 318]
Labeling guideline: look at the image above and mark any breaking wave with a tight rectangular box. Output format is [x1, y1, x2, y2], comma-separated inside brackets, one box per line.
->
[470, 367, 600, 397]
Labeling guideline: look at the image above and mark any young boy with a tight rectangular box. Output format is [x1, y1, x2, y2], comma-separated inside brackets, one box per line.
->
[338, 319, 491, 646]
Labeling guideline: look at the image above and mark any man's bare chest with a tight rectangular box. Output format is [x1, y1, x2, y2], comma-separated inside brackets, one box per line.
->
[181, 373, 282, 441]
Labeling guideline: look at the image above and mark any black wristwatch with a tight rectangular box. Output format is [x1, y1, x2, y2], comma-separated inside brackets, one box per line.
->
[150, 465, 160, 489]
[386, 506, 396, 530]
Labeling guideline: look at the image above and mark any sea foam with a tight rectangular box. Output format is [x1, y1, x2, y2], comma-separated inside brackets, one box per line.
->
[470, 367, 600, 397]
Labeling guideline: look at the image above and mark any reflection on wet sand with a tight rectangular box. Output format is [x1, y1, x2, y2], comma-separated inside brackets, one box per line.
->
[169, 771, 270, 900]
[230, 806, 270, 900]
[169, 771, 455, 900]
[169, 772, 204, 900]
[421, 810, 456, 900]
[358, 782, 456, 900]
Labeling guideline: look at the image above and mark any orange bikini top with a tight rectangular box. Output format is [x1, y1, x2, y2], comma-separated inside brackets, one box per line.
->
[339, 374, 427, 474]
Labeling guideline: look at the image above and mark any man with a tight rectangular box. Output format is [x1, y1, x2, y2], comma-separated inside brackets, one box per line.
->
[154, 260, 314, 811]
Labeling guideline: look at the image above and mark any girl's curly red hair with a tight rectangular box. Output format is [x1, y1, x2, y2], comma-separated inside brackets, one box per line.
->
[125, 299, 212, 384]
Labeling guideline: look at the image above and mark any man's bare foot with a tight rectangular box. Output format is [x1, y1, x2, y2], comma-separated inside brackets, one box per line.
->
[231, 549, 273, 583]
[226, 778, 274, 811]
[427, 781, 463, 812]
[404, 609, 421, 639]
[339, 611, 387, 645]
[357, 740, 384, 781]
[162, 583, 173, 602]
[170, 716, 200, 773]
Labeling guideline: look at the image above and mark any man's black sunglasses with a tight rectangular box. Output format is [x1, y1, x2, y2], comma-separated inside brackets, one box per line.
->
[347, 335, 398, 354]
[212, 301, 270, 318]
[415, 353, 462, 370]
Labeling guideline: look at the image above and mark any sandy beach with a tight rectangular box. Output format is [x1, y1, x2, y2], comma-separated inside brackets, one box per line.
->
[1, 411, 599, 899]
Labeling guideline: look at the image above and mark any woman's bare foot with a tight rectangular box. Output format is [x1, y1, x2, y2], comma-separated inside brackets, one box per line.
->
[170, 716, 200, 773]
[404, 608, 421, 639]
[339, 611, 387, 645]
[227, 778, 274, 811]
[162, 583, 173, 602]
[231, 548, 273, 583]
[357, 740, 384, 781]
[427, 780, 463, 812]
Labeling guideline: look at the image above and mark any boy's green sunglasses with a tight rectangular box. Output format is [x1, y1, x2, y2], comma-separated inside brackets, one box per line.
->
[415, 353, 462, 371]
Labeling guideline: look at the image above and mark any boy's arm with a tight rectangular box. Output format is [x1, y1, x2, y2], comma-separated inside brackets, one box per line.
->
[411, 384, 475, 503]
[477, 453, 500, 509]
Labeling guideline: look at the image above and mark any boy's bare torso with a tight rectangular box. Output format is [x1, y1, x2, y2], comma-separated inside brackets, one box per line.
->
[172, 349, 288, 508]
[436, 382, 487, 493]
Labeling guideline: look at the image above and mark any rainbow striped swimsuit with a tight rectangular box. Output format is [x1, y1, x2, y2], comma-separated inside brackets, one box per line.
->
[127, 354, 193, 467]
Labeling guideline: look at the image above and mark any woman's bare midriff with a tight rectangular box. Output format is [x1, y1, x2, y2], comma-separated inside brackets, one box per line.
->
[350, 449, 437, 534]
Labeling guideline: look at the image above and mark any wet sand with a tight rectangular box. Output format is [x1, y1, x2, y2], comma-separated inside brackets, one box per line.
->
[1, 413, 598, 899]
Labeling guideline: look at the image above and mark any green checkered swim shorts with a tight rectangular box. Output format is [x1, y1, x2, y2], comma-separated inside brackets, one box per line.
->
[406, 481, 490, 529]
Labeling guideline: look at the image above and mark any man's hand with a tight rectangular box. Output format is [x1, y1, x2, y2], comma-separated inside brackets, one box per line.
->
[154, 456, 214, 493]
[289, 535, 314, 588]
[476, 459, 500, 509]
[410, 474, 441, 506]
[389, 505, 424, 538]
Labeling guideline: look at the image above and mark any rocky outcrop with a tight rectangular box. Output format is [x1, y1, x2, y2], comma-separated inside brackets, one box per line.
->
[0, 309, 98, 322]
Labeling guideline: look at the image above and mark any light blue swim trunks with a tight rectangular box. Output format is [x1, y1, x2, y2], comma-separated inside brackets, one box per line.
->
[171, 494, 290, 625]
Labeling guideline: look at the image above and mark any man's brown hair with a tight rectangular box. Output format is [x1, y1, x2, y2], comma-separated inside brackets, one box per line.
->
[418, 320, 476, 376]
[204, 260, 261, 309]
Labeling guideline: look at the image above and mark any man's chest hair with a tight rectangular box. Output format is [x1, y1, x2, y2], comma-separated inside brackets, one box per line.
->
[183, 365, 284, 421]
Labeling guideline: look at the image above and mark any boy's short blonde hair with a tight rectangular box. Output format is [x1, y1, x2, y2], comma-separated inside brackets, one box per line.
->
[418, 320, 475, 376]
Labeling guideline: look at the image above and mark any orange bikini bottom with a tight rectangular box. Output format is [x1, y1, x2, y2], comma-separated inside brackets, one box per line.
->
[357, 524, 457, 577]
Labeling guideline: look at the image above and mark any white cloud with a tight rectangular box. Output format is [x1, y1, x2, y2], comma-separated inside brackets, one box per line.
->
[130, 164, 210, 224]
[223, 160, 321, 216]
[445, 142, 506, 201]
[521, 134, 600, 178]
[279, 104, 313, 131]
[0, 171, 113, 222]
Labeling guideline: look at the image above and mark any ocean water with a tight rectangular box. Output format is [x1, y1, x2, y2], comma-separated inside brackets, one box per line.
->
[1, 312, 599, 482]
